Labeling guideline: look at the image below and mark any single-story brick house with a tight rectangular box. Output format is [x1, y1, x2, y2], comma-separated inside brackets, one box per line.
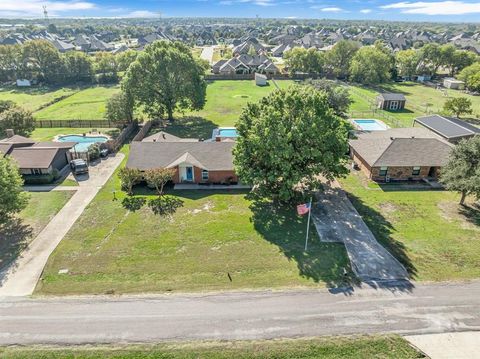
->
[349, 128, 453, 182]
[127, 140, 238, 185]
[376, 93, 406, 111]
[0, 134, 76, 178]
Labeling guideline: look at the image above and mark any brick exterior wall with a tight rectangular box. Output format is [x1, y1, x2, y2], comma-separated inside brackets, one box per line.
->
[172, 165, 237, 184]
[351, 148, 441, 182]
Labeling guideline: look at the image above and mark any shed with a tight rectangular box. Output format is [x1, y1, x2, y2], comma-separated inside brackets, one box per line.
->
[255, 73, 268, 86]
[443, 78, 465, 90]
[376, 93, 406, 111]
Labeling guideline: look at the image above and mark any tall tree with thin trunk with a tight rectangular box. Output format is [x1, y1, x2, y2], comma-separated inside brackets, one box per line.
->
[440, 136, 480, 206]
[121, 41, 206, 121]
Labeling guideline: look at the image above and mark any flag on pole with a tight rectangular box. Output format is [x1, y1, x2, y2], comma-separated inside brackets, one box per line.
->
[297, 202, 311, 216]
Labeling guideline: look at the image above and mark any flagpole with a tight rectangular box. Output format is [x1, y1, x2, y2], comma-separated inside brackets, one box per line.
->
[304, 197, 312, 252]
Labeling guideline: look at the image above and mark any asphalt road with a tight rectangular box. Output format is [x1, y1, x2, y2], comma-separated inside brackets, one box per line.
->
[1, 280, 479, 345]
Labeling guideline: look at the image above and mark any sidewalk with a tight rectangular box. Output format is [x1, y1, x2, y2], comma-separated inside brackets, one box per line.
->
[0, 154, 124, 297]
[405, 332, 480, 359]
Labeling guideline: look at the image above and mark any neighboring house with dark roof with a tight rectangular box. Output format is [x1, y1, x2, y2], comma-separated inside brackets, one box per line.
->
[414, 115, 480, 143]
[0, 134, 75, 180]
[376, 93, 406, 111]
[127, 135, 238, 185]
[212, 54, 279, 75]
[349, 128, 453, 182]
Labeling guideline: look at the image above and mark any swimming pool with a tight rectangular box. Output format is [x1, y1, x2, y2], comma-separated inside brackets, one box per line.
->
[352, 119, 388, 131]
[212, 127, 238, 140]
[57, 135, 108, 152]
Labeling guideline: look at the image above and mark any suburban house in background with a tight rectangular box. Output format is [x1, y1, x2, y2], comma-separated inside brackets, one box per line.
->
[212, 54, 280, 75]
[376, 93, 406, 111]
[127, 132, 239, 186]
[414, 115, 480, 143]
[0, 133, 76, 182]
[349, 128, 453, 182]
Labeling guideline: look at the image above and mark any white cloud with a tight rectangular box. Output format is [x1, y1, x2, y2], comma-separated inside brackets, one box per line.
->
[0, 0, 95, 17]
[360, 8, 372, 13]
[319, 6, 343, 12]
[381, 1, 480, 15]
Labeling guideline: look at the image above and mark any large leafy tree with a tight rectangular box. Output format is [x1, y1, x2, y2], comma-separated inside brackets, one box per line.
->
[443, 97, 473, 118]
[121, 41, 207, 120]
[304, 79, 352, 118]
[234, 85, 350, 203]
[420, 43, 442, 76]
[441, 136, 480, 205]
[22, 40, 65, 84]
[63, 51, 93, 83]
[458, 62, 480, 91]
[350, 46, 392, 84]
[324, 40, 360, 79]
[396, 49, 420, 79]
[105, 92, 134, 124]
[284, 47, 324, 74]
[0, 106, 35, 137]
[0, 156, 28, 224]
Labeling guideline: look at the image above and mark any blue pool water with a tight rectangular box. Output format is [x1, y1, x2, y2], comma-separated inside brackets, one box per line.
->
[218, 128, 238, 137]
[353, 119, 387, 131]
[58, 135, 108, 152]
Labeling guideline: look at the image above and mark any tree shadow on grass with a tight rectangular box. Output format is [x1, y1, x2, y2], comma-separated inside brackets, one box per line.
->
[346, 192, 417, 281]
[154, 116, 218, 140]
[458, 203, 480, 227]
[249, 199, 355, 290]
[0, 218, 33, 283]
[122, 196, 146, 212]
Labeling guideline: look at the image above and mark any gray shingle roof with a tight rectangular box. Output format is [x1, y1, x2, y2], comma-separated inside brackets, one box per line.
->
[376, 93, 406, 101]
[9, 148, 60, 169]
[415, 115, 480, 139]
[0, 135, 35, 144]
[350, 135, 452, 167]
[127, 141, 235, 171]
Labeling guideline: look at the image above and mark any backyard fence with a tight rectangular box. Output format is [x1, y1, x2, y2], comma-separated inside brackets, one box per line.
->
[35, 119, 115, 128]
[105, 122, 138, 152]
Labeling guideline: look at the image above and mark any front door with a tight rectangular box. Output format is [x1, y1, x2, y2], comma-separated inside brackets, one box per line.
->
[186, 166, 193, 181]
[428, 167, 436, 178]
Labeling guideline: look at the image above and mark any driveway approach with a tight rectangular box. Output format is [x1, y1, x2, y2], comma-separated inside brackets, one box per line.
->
[0, 281, 479, 345]
[312, 182, 409, 282]
[0, 154, 124, 297]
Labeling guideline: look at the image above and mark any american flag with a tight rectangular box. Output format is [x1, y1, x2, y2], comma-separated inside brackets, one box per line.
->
[297, 202, 311, 216]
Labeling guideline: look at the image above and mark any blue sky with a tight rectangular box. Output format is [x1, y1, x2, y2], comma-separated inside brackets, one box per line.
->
[1, 0, 480, 22]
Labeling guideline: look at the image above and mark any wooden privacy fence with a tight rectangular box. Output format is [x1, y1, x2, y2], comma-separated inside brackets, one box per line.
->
[105, 122, 138, 152]
[132, 120, 155, 142]
[35, 119, 115, 128]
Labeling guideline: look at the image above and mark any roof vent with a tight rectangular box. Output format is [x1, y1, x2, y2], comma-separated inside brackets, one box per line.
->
[390, 137, 394, 141]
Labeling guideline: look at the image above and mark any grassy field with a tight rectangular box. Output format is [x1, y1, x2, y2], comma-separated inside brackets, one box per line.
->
[0, 335, 423, 358]
[349, 81, 480, 128]
[0, 191, 74, 270]
[180, 80, 294, 127]
[30, 127, 115, 141]
[0, 86, 78, 112]
[339, 172, 480, 282]
[34, 86, 119, 121]
[35, 146, 351, 295]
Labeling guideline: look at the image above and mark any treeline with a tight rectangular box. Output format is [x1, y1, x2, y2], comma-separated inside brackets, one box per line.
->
[0, 40, 138, 85]
[284, 40, 479, 89]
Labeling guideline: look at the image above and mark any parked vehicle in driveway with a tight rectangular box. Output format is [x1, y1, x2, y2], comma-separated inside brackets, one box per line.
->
[70, 159, 89, 175]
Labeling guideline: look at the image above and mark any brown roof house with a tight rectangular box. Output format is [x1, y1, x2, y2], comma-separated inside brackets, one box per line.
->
[349, 128, 453, 182]
[127, 133, 239, 186]
[0, 133, 76, 182]
[376, 93, 406, 111]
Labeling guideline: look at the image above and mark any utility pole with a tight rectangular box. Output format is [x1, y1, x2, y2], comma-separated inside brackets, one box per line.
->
[43, 5, 49, 26]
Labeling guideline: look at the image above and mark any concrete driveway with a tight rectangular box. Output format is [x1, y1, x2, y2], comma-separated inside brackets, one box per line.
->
[0, 154, 124, 297]
[200, 46, 215, 64]
[312, 181, 409, 283]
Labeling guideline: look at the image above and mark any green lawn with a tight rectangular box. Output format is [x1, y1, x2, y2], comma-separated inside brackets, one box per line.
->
[348, 82, 480, 128]
[339, 172, 480, 282]
[34, 86, 119, 121]
[0, 86, 78, 112]
[0, 335, 423, 359]
[181, 80, 294, 127]
[35, 146, 351, 295]
[0, 191, 74, 270]
[31, 127, 115, 141]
